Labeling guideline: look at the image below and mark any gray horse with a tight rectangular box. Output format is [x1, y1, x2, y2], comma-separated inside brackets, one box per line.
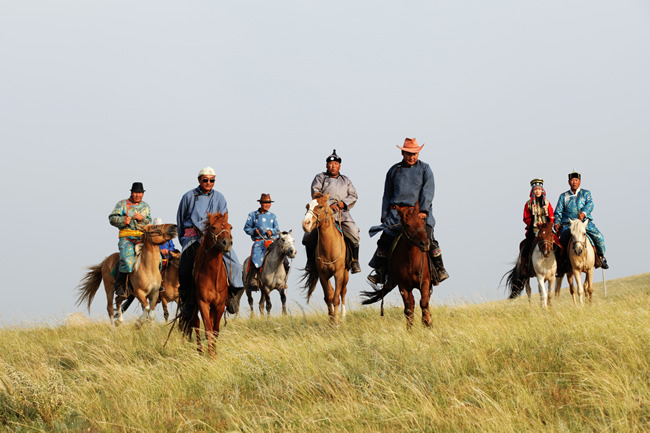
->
[242, 230, 297, 315]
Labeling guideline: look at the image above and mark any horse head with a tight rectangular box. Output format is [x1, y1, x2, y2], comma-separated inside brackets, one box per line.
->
[278, 230, 297, 259]
[569, 218, 589, 256]
[536, 221, 555, 258]
[303, 193, 331, 233]
[142, 223, 178, 245]
[203, 211, 233, 252]
[395, 203, 430, 252]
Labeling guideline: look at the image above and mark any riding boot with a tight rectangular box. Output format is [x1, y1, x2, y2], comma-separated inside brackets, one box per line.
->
[350, 244, 361, 274]
[432, 253, 449, 282]
[247, 264, 260, 288]
[599, 256, 609, 269]
[305, 245, 316, 272]
[367, 255, 387, 285]
[114, 271, 127, 297]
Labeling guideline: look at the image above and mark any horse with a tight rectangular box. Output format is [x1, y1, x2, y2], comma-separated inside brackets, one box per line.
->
[554, 218, 595, 306]
[243, 230, 297, 316]
[76, 223, 178, 325]
[503, 222, 560, 308]
[178, 212, 232, 357]
[301, 193, 349, 325]
[361, 203, 434, 329]
[157, 250, 180, 321]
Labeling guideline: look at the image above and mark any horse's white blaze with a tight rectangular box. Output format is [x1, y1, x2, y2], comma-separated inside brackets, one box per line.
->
[302, 200, 318, 233]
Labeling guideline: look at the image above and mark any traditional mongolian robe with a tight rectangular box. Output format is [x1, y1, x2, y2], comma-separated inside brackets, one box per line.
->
[370, 160, 436, 238]
[176, 186, 243, 287]
[554, 188, 606, 255]
[244, 209, 280, 269]
[109, 198, 152, 273]
[310, 171, 360, 244]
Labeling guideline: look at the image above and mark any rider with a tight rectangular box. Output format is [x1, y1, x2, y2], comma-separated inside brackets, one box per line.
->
[243, 193, 290, 288]
[176, 167, 244, 316]
[519, 178, 556, 275]
[153, 217, 177, 260]
[303, 149, 362, 274]
[368, 138, 449, 285]
[108, 182, 151, 297]
[553, 170, 609, 269]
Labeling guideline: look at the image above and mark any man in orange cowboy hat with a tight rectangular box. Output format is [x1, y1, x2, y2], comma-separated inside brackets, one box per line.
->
[368, 138, 449, 285]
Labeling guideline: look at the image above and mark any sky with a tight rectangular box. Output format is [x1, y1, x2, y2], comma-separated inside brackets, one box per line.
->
[1, 1, 648, 325]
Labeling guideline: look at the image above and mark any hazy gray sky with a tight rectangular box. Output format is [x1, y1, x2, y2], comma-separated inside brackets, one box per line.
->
[1, 1, 648, 324]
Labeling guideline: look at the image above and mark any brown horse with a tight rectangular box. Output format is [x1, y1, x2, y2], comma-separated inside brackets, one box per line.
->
[178, 212, 232, 356]
[76, 223, 178, 325]
[157, 250, 180, 321]
[301, 193, 349, 324]
[361, 203, 433, 328]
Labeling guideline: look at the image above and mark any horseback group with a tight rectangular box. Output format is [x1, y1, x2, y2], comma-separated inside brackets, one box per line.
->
[505, 171, 609, 307]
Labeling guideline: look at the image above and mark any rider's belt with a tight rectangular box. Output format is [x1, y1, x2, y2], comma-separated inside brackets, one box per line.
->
[184, 228, 198, 238]
[119, 229, 143, 238]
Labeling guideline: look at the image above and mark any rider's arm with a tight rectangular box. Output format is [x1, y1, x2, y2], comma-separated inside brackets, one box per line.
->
[579, 190, 594, 220]
[108, 201, 127, 229]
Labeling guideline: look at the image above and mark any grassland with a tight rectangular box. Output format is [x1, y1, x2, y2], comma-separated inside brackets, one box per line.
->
[1, 273, 648, 432]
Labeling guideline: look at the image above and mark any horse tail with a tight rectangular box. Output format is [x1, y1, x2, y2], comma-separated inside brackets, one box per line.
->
[299, 267, 320, 303]
[501, 261, 525, 299]
[172, 302, 198, 340]
[360, 282, 395, 306]
[75, 263, 103, 311]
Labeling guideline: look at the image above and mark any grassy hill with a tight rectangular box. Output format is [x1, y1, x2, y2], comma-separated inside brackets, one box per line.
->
[1, 274, 648, 432]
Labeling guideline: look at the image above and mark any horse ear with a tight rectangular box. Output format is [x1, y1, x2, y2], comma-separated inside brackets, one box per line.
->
[414, 202, 420, 212]
[288, 229, 292, 234]
[323, 193, 330, 201]
[224, 211, 228, 220]
[312, 192, 323, 199]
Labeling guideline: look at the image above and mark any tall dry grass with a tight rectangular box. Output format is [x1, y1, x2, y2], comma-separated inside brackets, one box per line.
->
[1, 274, 648, 432]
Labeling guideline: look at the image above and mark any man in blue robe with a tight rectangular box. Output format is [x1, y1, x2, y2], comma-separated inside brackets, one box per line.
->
[368, 138, 449, 285]
[176, 167, 244, 314]
[243, 193, 287, 288]
[554, 171, 608, 269]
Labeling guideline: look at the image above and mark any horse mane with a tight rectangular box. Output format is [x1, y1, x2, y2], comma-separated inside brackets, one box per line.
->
[201, 212, 226, 234]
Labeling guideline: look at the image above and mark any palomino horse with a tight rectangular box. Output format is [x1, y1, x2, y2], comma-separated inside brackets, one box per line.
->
[243, 230, 297, 316]
[505, 222, 557, 308]
[158, 250, 180, 321]
[301, 193, 349, 324]
[76, 223, 177, 325]
[555, 219, 595, 306]
[178, 212, 232, 356]
[361, 204, 433, 328]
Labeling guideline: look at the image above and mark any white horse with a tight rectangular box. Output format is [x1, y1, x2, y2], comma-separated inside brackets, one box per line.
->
[554, 219, 595, 306]
[243, 230, 297, 316]
[524, 221, 557, 308]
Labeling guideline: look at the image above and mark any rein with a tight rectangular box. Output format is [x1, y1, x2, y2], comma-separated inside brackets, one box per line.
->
[315, 208, 345, 265]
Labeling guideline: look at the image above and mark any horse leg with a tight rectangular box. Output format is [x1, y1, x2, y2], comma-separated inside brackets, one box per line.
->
[566, 273, 577, 306]
[419, 285, 432, 327]
[246, 288, 255, 317]
[105, 280, 117, 325]
[547, 274, 556, 308]
[161, 298, 169, 322]
[258, 289, 266, 316]
[320, 276, 337, 325]
[585, 270, 594, 303]
[573, 269, 585, 306]
[264, 289, 272, 316]
[399, 286, 415, 330]
[280, 289, 287, 315]
[553, 272, 563, 298]
[536, 275, 548, 309]
[211, 304, 225, 358]
[525, 278, 532, 304]
[340, 271, 349, 318]
[192, 310, 203, 354]
[199, 302, 213, 356]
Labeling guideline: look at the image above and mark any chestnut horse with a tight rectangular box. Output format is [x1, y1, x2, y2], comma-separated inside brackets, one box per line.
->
[504, 222, 557, 308]
[555, 218, 595, 306]
[178, 212, 232, 356]
[301, 193, 349, 324]
[76, 223, 177, 325]
[158, 250, 180, 321]
[361, 204, 433, 328]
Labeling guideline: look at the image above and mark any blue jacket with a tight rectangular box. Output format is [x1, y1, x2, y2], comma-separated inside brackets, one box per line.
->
[554, 188, 594, 228]
[176, 187, 228, 248]
[244, 209, 280, 241]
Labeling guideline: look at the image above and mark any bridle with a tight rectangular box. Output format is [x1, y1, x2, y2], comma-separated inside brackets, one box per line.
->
[307, 201, 345, 265]
[205, 225, 231, 252]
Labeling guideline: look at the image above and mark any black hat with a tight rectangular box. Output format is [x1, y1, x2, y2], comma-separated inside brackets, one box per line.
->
[326, 149, 342, 163]
[568, 170, 581, 180]
[130, 182, 145, 193]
